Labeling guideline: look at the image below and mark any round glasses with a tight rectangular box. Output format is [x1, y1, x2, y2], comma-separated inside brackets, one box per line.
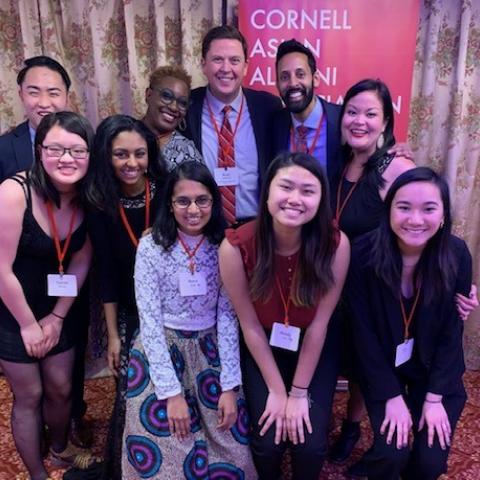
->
[151, 87, 190, 112]
[42, 144, 89, 160]
[172, 196, 213, 209]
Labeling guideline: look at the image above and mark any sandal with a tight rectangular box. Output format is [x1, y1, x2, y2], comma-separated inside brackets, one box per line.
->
[49, 441, 102, 469]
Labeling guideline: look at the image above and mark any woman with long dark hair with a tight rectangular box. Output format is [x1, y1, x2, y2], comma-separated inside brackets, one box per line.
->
[0, 112, 101, 479]
[87, 114, 167, 479]
[346, 167, 471, 480]
[122, 162, 256, 479]
[219, 152, 350, 479]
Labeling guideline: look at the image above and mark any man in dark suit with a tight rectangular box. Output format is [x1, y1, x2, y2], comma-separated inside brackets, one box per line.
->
[272, 39, 343, 185]
[0, 56, 70, 183]
[185, 25, 282, 223]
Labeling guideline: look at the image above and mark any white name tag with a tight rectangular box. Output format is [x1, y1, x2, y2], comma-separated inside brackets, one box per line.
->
[179, 272, 207, 296]
[395, 338, 414, 367]
[47, 274, 78, 297]
[269, 322, 300, 352]
[214, 167, 239, 186]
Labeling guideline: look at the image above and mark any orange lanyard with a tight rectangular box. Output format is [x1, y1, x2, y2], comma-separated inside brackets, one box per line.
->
[335, 165, 360, 222]
[46, 202, 77, 275]
[178, 235, 205, 274]
[275, 259, 299, 327]
[119, 179, 150, 249]
[206, 94, 244, 152]
[290, 112, 324, 155]
[399, 286, 421, 340]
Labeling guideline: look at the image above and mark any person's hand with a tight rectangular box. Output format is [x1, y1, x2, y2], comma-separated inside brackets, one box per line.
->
[419, 400, 451, 450]
[285, 395, 312, 445]
[167, 393, 190, 441]
[455, 284, 478, 321]
[380, 395, 412, 449]
[38, 313, 63, 355]
[217, 390, 238, 431]
[258, 391, 287, 445]
[107, 334, 121, 377]
[20, 322, 45, 358]
[141, 227, 152, 237]
[387, 142, 414, 160]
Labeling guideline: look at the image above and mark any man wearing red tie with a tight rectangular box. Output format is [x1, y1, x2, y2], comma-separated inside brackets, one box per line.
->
[186, 25, 282, 224]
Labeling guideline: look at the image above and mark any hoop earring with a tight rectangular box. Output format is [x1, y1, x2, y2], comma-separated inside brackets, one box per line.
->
[178, 118, 187, 131]
[440, 219, 445, 229]
[376, 133, 385, 150]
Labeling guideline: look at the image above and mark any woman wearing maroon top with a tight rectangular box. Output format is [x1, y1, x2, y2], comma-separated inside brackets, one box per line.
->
[219, 152, 350, 479]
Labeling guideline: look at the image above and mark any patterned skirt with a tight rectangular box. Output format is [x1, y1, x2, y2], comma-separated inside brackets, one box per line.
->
[122, 326, 257, 479]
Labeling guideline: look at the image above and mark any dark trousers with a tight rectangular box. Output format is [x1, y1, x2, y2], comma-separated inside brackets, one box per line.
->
[363, 381, 466, 480]
[242, 316, 341, 480]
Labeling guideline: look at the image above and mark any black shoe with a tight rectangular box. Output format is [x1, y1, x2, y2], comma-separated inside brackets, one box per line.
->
[346, 455, 369, 479]
[69, 417, 93, 449]
[329, 419, 361, 464]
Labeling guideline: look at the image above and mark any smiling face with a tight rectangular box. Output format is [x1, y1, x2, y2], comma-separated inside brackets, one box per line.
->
[201, 39, 248, 104]
[19, 66, 69, 130]
[111, 130, 148, 194]
[341, 90, 387, 156]
[390, 181, 445, 255]
[40, 124, 89, 190]
[267, 165, 322, 230]
[172, 179, 213, 236]
[276, 52, 319, 119]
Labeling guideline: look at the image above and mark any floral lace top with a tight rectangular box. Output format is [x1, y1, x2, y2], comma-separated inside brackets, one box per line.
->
[162, 130, 203, 170]
[134, 232, 241, 400]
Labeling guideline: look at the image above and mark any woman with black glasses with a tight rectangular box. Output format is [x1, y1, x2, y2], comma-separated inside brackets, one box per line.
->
[142, 65, 203, 169]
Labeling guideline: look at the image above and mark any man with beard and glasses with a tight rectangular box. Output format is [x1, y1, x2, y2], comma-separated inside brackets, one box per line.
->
[272, 39, 343, 185]
[185, 25, 282, 225]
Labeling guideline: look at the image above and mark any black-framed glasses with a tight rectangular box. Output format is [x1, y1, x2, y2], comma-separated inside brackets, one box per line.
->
[151, 87, 191, 112]
[172, 196, 213, 209]
[42, 144, 89, 160]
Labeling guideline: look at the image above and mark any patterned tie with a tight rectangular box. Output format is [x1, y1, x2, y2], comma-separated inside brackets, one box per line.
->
[296, 125, 309, 153]
[218, 105, 236, 224]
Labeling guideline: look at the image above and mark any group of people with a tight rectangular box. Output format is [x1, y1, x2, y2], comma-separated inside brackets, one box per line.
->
[0, 24, 478, 480]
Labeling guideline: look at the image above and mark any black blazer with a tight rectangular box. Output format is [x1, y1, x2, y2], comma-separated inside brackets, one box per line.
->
[0, 121, 34, 183]
[346, 233, 471, 402]
[271, 96, 342, 185]
[185, 86, 283, 184]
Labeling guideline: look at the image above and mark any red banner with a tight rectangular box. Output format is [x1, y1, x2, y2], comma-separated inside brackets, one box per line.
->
[239, 0, 420, 141]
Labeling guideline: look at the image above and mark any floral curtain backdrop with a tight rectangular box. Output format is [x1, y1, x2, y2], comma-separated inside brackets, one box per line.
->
[0, 0, 479, 368]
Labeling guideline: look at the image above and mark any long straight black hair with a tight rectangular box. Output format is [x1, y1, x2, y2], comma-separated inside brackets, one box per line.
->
[251, 152, 339, 307]
[371, 167, 458, 304]
[152, 161, 226, 249]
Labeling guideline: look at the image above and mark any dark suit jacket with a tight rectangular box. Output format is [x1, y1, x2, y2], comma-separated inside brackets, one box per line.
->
[346, 233, 471, 402]
[185, 86, 283, 185]
[271, 96, 342, 185]
[0, 121, 33, 183]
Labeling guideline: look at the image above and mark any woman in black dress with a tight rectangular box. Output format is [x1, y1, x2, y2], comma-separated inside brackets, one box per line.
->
[0, 112, 102, 479]
[88, 115, 167, 479]
[346, 167, 471, 480]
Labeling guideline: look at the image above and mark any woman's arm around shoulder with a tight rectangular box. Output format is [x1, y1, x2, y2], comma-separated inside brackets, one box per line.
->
[380, 156, 416, 200]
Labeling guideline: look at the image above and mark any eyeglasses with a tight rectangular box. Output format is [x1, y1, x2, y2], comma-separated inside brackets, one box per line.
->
[150, 87, 191, 112]
[172, 196, 213, 209]
[42, 144, 89, 160]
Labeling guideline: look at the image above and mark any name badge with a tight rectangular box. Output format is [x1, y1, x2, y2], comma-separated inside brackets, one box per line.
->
[179, 272, 207, 296]
[47, 274, 78, 297]
[395, 338, 414, 367]
[214, 167, 239, 187]
[269, 322, 300, 352]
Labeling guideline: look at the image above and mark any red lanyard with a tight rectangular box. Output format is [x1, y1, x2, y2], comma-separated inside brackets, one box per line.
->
[46, 201, 77, 274]
[178, 235, 205, 274]
[399, 286, 421, 340]
[335, 164, 360, 222]
[119, 178, 151, 249]
[290, 112, 324, 155]
[206, 94, 244, 149]
[275, 258, 299, 327]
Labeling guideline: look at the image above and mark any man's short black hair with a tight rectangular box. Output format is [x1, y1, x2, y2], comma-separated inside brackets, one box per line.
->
[276, 39, 317, 75]
[201, 25, 248, 60]
[17, 56, 71, 90]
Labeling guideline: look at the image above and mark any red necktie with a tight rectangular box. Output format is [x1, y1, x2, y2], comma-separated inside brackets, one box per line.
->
[218, 105, 236, 225]
[296, 125, 309, 153]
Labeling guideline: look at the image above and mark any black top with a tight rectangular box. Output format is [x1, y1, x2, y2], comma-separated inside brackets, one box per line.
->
[346, 232, 471, 402]
[88, 180, 162, 316]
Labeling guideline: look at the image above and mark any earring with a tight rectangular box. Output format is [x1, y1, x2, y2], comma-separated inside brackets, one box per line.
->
[178, 118, 187, 131]
[341, 134, 347, 146]
[376, 133, 385, 149]
[440, 219, 445, 228]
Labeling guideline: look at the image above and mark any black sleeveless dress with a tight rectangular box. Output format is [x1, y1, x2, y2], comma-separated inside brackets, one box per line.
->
[0, 174, 88, 363]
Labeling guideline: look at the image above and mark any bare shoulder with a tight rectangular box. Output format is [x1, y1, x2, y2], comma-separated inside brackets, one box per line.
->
[219, 237, 242, 266]
[0, 176, 28, 210]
